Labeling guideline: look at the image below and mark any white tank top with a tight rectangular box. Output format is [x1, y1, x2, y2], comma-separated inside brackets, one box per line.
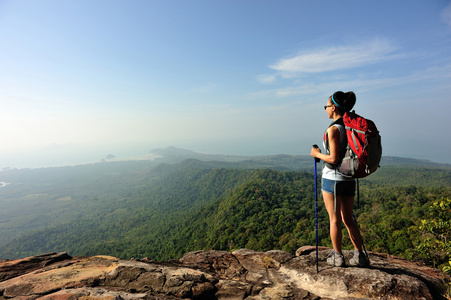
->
[322, 124, 353, 181]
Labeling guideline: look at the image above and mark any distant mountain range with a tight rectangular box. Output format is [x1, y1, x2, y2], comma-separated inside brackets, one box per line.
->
[1, 145, 448, 171]
[142, 146, 451, 169]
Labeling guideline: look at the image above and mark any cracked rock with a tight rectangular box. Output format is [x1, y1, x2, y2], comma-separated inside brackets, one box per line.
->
[0, 248, 448, 299]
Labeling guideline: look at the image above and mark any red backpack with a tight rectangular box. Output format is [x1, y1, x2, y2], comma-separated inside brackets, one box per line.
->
[325, 111, 382, 178]
[340, 111, 382, 178]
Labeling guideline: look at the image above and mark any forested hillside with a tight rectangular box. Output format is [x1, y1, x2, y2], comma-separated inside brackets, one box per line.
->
[0, 154, 450, 274]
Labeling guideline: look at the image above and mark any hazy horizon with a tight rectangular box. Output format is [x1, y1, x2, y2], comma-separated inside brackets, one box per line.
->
[2, 1, 451, 168]
[1, 143, 449, 170]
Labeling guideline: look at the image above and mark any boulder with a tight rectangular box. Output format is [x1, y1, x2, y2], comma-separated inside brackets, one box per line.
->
[0, 252, 72, 282]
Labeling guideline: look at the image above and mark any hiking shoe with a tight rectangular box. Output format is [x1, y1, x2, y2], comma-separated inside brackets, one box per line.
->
[326, 250, 345, 267]
[348, 250, 369, 267]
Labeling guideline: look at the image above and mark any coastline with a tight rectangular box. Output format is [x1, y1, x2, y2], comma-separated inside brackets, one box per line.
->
[0, 182, 10, 188]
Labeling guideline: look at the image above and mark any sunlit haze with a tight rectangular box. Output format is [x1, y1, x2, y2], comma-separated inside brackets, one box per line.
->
[1, 1, 451, 168]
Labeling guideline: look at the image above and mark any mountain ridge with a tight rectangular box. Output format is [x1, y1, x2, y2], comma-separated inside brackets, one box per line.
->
[145, 146, 451, 168]
[2, 145, 450, 172]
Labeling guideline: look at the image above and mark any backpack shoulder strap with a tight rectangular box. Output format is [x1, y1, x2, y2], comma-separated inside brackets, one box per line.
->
[325, 117, 346, 169]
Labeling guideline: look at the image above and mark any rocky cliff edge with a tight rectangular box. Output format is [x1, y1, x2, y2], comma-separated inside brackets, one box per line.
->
[0, 246, 449, 299]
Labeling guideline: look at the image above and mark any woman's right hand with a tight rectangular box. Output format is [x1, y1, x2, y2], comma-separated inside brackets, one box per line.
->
[311, 146, 321, 159]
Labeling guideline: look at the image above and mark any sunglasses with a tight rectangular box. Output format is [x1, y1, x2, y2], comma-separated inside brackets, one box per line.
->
[324, 105, 334, 110]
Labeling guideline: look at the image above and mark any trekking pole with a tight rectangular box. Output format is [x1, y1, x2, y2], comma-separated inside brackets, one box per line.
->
[313, 144, 321, 273]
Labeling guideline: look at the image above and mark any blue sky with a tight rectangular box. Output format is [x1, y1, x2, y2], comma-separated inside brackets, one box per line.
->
[1, 0, 451, 167]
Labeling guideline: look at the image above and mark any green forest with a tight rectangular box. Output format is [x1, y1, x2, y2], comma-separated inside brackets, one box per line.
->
[0, 154, 450, 278]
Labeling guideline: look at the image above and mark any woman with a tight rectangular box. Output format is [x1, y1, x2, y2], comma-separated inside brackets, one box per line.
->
[310, 91, 369, 267]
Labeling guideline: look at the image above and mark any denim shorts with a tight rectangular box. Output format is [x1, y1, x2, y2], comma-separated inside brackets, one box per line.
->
[322, 178, 355, 197]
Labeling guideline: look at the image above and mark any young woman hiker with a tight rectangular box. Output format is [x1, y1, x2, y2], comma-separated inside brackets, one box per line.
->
[310, 91, 369, 267]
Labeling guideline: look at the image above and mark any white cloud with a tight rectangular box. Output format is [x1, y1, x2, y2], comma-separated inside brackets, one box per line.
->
[269, 38, 396, 75]
[441, 2, 451, 27]
[257, 74, 277, 84]
[249, 63, 451, 100]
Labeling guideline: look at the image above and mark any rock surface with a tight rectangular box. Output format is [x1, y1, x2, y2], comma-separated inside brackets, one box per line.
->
[0, 248, 448, 299]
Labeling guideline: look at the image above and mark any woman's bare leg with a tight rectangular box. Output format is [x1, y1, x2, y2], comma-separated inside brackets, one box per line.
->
[322, 190, 342, 253]
[340, 195, 363, 251]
